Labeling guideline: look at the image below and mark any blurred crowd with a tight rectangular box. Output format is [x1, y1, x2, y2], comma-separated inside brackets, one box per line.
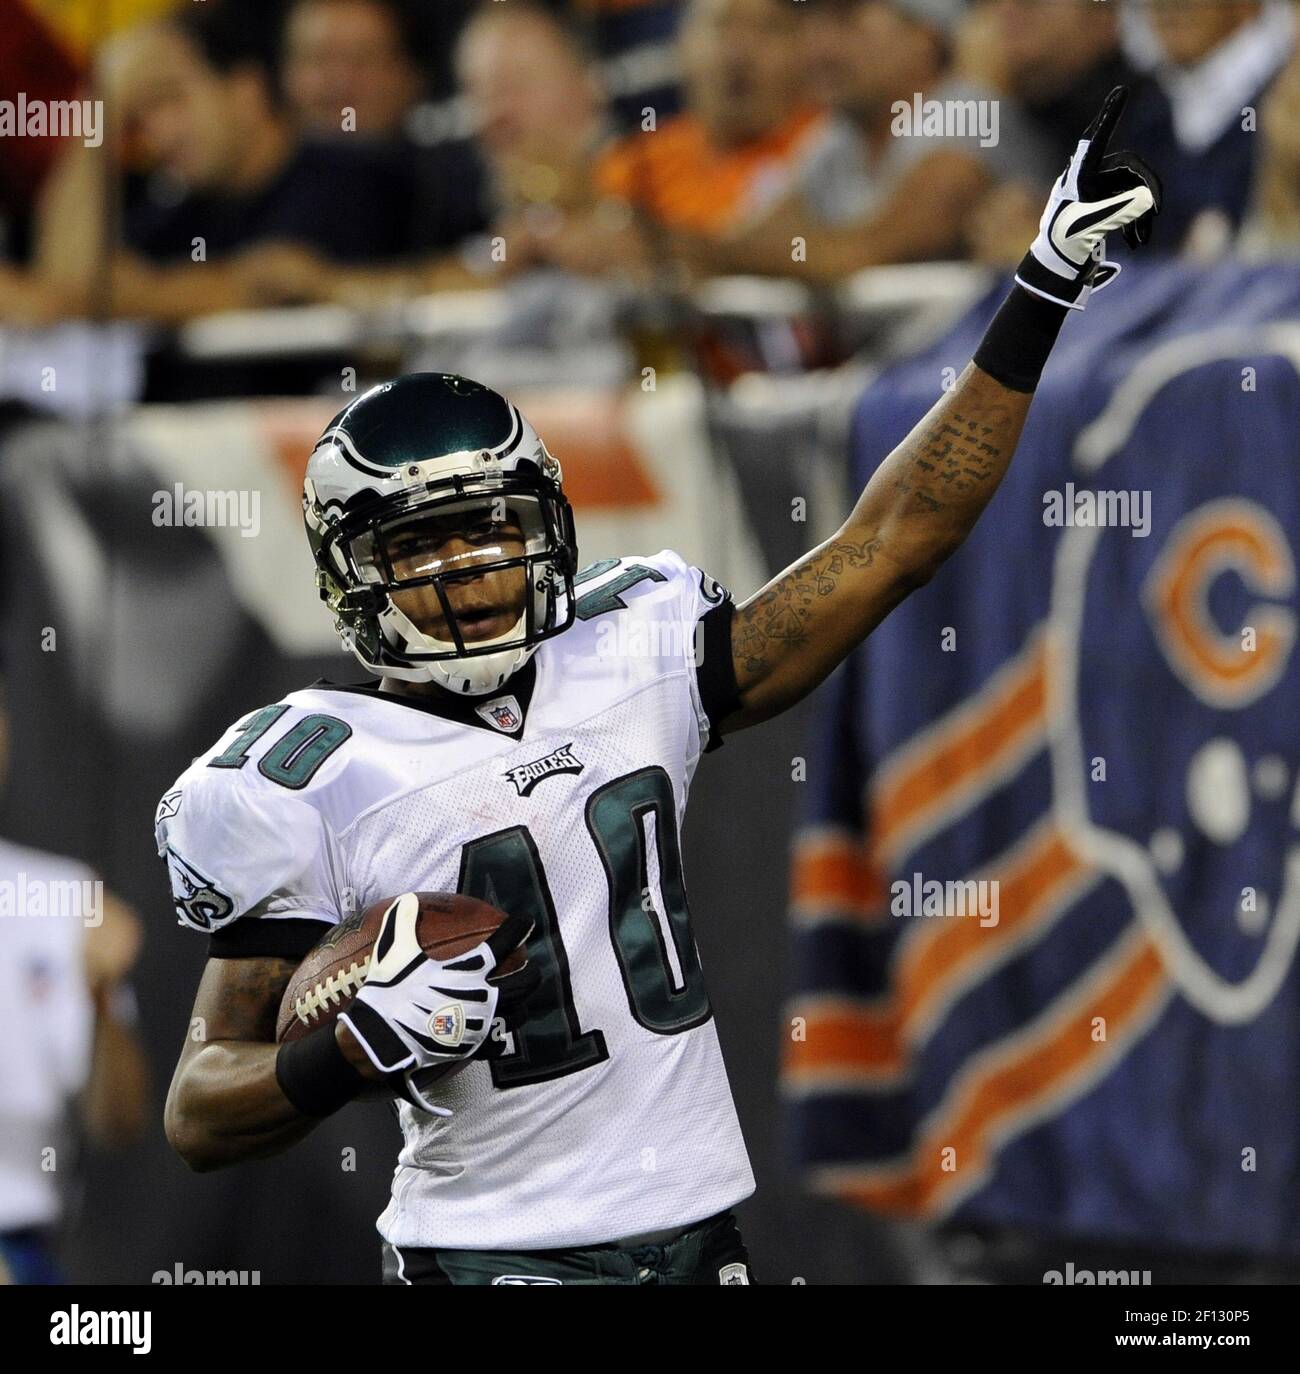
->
[1, 0, 1298, 331]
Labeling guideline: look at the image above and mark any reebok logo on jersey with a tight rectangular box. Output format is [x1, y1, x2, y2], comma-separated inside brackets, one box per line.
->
[504, 743, 585, 797]
[491, 1275, 563, 1285]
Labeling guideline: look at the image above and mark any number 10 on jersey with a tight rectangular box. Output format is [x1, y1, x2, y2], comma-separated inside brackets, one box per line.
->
[458, 766, 712, 1089]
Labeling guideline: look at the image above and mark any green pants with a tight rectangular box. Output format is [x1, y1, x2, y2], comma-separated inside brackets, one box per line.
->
[382, 1210, 753, 1286]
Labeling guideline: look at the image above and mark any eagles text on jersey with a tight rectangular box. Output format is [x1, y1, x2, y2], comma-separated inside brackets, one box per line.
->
[155, 551, 756, 1249]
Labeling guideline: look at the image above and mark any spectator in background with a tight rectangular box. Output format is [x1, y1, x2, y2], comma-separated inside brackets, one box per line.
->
[973, 0, 1170, 167]
[278, 0, 490, 255]
[592, 0, 825, 241]
[680, 0, 1055, 282]
[464, 0, 829, 284]
[494, 0, 846, 283]
[1142, 0, 1295, 253]
[3, 2, 414, 324]
[460, 0, 609, 234]
[115, 10, 411, 264]
[242, 0, 616, 304]
[964, 0, 1173, 269]
[280, 0, 422, 139]
[0, 0, 84, 265]
[0, 685, 148, 1284]
[500, 0, 841, 289]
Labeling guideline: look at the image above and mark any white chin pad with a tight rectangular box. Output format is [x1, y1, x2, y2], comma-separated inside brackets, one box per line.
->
[381, 601, 529, 659]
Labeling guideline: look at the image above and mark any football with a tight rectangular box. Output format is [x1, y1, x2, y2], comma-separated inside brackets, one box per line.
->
[275, 892, 526, 1082]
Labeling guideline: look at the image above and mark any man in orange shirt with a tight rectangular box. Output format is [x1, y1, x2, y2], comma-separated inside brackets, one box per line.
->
[513, 0, 833, 281]
[595, 0, 828, 240]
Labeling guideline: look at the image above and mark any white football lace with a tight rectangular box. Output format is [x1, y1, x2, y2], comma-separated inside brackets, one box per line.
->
[293, 956, 372, 1026]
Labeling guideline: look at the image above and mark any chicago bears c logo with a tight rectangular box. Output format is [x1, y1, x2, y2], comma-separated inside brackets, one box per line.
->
[1052, 336, 1300, 1022]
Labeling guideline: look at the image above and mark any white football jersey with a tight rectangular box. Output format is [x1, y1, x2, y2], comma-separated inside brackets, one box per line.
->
[156, 551, 756, 1249]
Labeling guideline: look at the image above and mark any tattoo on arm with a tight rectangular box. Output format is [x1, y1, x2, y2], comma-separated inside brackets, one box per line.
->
[725, 365, 1031, 726]
[890, 406, 1010, 514]
[732, 537, 883, 679]
[203, 957, 297, 1044]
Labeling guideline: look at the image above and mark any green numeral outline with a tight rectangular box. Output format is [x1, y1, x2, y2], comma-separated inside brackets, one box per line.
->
[574, 564, 666, 621]
[209, 705, 290, 770]
[208, 707, 351, 790]
[587, 767, 711, 1034]
[258, 716, 353, 790]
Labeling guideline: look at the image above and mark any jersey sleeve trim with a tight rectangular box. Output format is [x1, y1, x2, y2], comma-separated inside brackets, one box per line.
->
[207, 916, 331, 962]
[696, 598, 741, 753]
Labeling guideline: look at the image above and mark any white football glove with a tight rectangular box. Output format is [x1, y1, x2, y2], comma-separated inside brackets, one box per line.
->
[338, 893, 536, 1113]
[1017, 86, 1161, 311]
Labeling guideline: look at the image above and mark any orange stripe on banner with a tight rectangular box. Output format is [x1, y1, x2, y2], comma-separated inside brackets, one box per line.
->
[894, 823, 1093, 1040]
[784, 824, 1093, 1084]
[824, 928, 1169, 1217]
[869, 633, 1050, 866]
[791, 831, 888, 922]
[785, 997, 903, 1078]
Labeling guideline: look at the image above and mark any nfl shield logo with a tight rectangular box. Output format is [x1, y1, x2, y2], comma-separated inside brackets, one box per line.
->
[428, 1004, 465, 1047]
[476, 695, 522, 733]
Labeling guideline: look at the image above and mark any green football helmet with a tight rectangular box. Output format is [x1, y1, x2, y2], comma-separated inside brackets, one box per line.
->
[303, 374, 578, 695]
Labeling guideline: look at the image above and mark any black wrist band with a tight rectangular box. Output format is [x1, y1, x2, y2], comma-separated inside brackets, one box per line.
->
[275, 1024, 367, 1118]
[972, 282, 1070, 393]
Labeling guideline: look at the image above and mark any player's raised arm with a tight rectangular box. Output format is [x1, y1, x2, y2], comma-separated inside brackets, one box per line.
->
[720, 88, 1160, 732]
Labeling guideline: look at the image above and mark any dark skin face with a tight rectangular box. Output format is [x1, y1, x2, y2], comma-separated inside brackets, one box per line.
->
[385, 511, 529, 647]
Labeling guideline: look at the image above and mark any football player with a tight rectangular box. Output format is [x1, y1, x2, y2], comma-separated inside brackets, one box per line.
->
[158, 91, 1159, 1285]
